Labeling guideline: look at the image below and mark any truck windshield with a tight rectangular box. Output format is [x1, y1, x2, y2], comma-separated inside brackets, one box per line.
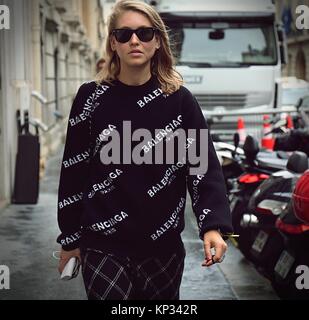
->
[167, 22, 277, 67]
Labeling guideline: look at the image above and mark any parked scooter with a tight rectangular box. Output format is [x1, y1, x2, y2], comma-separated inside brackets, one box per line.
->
[225, 135, 288, 258]
[271, 169, 309, 300]
[214, 108, 297, 188]
[241, 152, 308, 277]
[214, 136, 244, 192]
[215, 133, 288, 193]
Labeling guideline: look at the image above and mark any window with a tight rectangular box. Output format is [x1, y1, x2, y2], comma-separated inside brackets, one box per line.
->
[168, 21, 278, 67]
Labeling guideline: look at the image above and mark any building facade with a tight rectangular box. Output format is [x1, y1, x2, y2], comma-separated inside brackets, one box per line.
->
[275, 0, 309, 80]
[0, 0, 105, 207]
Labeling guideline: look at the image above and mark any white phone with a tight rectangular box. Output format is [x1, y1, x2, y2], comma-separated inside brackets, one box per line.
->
[60, 257, 80, 281]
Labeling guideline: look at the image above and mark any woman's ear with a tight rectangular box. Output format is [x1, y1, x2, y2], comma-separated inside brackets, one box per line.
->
[110, 37, 116, 51]
[155, 36, 161, 50]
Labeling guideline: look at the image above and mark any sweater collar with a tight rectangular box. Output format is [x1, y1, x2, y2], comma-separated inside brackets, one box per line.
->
[113, 75, 158, 92]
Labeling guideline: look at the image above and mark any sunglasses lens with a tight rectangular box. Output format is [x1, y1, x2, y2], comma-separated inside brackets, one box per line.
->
[115, 29, 133, 43]
[137, 28, 155, 42]
[113, 28, 156, 43]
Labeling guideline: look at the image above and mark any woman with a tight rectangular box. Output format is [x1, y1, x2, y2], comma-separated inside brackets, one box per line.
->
[57, 0, 233, 300]
[96, 57, 106, 74]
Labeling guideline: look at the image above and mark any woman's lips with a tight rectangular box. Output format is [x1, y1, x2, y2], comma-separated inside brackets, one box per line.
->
[129, 50, 143, 56]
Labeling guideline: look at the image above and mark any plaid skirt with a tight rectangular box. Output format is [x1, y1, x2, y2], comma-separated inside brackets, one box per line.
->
[80, 246, 186, 300]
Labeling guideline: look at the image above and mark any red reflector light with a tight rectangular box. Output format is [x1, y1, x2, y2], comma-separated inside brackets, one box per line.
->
[256, 206, 273, 215]
[276, 218, 309, 234]
[239, 173, 269, 184]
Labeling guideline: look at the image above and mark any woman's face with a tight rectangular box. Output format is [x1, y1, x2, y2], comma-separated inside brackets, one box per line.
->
[110, 10, 160, 71]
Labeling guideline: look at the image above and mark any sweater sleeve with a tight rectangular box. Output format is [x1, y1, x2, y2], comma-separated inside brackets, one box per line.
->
[56, 82, 95, 251]
[181, 87, 234, 240]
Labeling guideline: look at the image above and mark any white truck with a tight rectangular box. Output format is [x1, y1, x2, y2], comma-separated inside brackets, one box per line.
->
[147, 0, 287, 141]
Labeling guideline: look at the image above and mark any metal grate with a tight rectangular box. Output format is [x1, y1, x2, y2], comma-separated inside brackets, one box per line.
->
[195, 94, 247, 109]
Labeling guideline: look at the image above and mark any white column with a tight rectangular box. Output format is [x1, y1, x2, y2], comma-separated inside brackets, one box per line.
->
[30, 0, 43, 120]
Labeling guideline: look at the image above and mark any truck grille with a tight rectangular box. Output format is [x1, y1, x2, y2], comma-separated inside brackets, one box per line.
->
[195, 94, 247, 110]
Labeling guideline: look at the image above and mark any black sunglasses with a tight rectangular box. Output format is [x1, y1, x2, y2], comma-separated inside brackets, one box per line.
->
[112, 27, 158, 43]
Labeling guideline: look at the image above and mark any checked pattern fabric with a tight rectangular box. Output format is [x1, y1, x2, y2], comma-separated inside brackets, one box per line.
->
[81, 247, 185, 300]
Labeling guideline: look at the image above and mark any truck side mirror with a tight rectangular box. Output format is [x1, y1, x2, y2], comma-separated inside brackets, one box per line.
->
[296, 97, 303, 110]
[277, 26, 288, 65]
[279, 45, 288, 65]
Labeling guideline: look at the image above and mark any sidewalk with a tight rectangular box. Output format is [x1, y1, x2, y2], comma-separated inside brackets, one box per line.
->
[0, 147, 86, 300]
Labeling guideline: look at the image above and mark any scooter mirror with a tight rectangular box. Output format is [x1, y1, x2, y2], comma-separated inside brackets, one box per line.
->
[243, 135, 259, 161]
[232, 133, 240, 158]
[233, 132, 240, 149]
[286, 151, 308, 174]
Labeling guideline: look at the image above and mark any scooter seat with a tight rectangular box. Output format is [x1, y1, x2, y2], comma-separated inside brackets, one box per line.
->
[256, 155, 288, 171]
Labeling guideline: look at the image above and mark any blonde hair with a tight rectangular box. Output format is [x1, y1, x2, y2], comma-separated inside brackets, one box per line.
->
[96, 0, 183, 95]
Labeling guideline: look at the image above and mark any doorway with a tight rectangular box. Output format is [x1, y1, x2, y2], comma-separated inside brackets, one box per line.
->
[295, 49, 306, 80]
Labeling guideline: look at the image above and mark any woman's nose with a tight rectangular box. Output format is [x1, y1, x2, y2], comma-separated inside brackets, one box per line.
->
[129, 32, 140, 44]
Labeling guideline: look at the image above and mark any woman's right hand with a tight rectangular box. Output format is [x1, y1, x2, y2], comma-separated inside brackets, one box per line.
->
[58, 248, 81, 274]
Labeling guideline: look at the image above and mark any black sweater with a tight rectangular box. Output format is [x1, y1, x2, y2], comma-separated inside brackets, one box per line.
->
[57, 76, 233, 257]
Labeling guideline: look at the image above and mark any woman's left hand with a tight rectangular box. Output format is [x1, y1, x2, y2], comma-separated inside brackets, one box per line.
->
[201, 230, 227, 267]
